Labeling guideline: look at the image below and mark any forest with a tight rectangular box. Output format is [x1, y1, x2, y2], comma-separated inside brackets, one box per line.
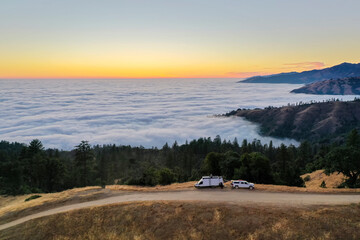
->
[225, 98, 360, 143]
[0, 130, 359, 195]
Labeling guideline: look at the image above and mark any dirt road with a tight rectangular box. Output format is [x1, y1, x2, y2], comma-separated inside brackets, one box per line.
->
[1, 189, 360, 231]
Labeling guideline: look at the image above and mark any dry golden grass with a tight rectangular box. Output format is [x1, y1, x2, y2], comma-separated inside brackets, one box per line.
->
[228, 176, 360, 193]
[1, 176, 359, 226]
[107, 181, 197, 192]
[0, 182, 196, 218]
[1, 201, 360, 240]
[0, 186, 108, 225]
[301, 169, 346, 189]
[254, 183, 360, 193]
[228, 170, 358, 193]
[0, 182, 197, 225]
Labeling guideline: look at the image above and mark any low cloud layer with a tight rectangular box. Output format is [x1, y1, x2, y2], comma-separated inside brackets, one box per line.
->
[0, 79, 357, 150]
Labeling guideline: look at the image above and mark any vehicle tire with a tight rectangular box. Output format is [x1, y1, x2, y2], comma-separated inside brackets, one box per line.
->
[219, 183, 224, 189]
[249, 186, 254, 190]
[235, 186, 239, 189]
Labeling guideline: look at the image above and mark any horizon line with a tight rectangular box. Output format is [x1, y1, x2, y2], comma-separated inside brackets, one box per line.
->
[0, 76, 246, 80]
[3, 62, 348, 80]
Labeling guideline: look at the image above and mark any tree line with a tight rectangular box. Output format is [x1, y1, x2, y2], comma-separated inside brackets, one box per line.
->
[0, 131, 359, 195]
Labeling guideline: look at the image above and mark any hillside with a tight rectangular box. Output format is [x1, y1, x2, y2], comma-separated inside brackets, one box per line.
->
[291, 77, 360, 95]
[225, 100, 360, 141]
[2, 201, 360, 240]
[301, 170, 346, 189]
[2, 180, 358, 228]
[240, 62, 360, 84]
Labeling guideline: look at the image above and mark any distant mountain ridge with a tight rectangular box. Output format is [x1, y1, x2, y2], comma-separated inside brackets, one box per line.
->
[291, 77, 360, 95]
[240, 62, 360, 84]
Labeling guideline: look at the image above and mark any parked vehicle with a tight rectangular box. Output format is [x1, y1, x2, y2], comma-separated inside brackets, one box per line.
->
[231, 180, 255, 190]
[194, 176, 224, 188]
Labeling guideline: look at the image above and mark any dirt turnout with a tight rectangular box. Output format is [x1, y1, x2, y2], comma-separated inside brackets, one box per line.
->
[2, 201, 360, 240]
[1, 189, 360, 231]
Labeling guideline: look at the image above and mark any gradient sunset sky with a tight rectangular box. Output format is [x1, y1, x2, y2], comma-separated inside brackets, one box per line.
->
[1, 0, 360, 79]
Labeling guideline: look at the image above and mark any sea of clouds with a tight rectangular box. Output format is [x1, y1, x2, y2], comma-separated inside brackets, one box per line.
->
[1, 78, 358, 150]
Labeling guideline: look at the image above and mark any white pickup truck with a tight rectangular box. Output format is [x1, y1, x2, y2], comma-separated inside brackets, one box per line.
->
[231, 180, 255, 190]
[194, 176, 224, 188]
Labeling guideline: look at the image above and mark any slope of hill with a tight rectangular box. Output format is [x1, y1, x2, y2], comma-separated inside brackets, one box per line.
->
[291, 77, 360, 95]
[240, 62, 360, 84]
[2, 201, 360, 240]
[2, 180, 359, 228]
[225, 100, 360, 142]
[301, 170, 345, 189]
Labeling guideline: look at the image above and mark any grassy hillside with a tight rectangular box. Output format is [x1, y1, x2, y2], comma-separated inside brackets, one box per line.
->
[2, 180, 359, 227]
[0, 182, 197, 225]
[301, 170, 346, 189]
[1, 201, 360, 240]
[226, 100, 360, 142]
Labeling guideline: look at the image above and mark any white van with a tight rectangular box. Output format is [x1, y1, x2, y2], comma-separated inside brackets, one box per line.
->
[195, 176, 224, 188]
[231, 180, 255, 190]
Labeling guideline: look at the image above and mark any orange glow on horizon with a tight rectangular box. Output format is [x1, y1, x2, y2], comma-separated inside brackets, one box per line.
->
[0, 63, 328, 79]
[0, 72, 276, 79]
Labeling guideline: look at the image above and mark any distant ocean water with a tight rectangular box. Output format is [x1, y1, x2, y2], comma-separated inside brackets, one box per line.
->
[0, 78, 358, 150]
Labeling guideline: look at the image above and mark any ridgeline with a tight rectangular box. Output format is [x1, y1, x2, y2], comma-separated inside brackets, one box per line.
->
[240, 62, 360, 84]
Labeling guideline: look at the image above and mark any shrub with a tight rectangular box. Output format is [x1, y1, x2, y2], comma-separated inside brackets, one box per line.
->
[337, 179, 360, 189]
[158, 168, 176, 185]
[25, 195, 41, 202]
[320, 181, 326, 188]
[303, 175, 311, 182]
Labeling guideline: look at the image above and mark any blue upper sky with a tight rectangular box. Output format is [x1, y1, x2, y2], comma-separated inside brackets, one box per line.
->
[1, 0, 360, 78]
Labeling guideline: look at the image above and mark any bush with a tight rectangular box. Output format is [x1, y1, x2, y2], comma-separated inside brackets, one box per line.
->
[158, 168, 176, 185]
[337, 179, 360, 189]
[25, 195, 41, 202]
[140, 167, 159, 186]
[303, 175, 311, 182]
[320, 181, 326, 188]
[125, 177, 142, 186]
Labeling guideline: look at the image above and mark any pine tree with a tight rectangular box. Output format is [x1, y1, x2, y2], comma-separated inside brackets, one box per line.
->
[74, 141, 94, 187]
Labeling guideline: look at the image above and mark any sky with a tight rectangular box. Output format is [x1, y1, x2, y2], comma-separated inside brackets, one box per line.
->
[1, 0, 360, 79]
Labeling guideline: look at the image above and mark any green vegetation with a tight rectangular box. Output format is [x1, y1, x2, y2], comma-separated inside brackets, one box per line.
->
[0, 130, 359, 195]
[324, 129, 360, 188]
[291, 76, 360, 95]
[226, 99, 360, 143]
[24, 195, 42, 202]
